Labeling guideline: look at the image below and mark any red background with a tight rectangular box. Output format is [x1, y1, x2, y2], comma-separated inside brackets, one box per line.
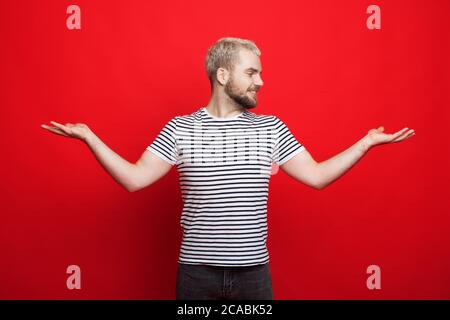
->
[1, 0, 449, 299]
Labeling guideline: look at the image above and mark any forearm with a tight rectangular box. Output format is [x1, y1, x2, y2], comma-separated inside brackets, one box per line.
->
[84, 132, 138, 192]
[316, 135, 372, 189]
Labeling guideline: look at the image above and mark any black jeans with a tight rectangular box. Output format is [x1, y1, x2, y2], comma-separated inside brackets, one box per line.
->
[176, 262, 273, 300]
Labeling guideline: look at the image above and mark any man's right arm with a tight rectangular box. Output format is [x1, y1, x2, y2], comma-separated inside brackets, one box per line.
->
[85, 132, 173, 192]
[41, 121, 173, 192]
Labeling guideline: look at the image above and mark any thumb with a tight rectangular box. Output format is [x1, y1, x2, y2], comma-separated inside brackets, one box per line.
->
[377, 126, 384, 132]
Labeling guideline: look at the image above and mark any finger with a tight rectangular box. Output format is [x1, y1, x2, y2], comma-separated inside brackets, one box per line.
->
[50, 121, 66, 129]
[41, 124, 69, 136]
[391, 129, 412, 142]
[50, 121, 71, 134]
[41, 124, 70, 137]
[392, 133, 413, 143]
[391, 127, 409, 140]
[393, 131, 415, 142]
[392, 129, 415, 143]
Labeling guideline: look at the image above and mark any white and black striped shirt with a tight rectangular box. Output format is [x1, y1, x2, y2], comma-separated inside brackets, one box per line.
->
[147, 107, 306, 266]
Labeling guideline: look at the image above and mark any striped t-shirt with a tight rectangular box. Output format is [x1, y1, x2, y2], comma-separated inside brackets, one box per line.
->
[147, 107, 306, 266]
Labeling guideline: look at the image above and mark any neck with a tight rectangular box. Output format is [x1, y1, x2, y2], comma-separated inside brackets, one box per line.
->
[205, 91, 245, 118]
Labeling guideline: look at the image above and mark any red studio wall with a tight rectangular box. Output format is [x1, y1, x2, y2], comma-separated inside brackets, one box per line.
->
[1, 0, 449, 299]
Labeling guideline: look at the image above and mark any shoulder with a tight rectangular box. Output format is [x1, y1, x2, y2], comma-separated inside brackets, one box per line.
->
[158, 110, 199, 130]
[241, 110, 279, 124]
[255, 114, 294, 134]
[171, 108, 203, 124]
[253, 112, 285, 128]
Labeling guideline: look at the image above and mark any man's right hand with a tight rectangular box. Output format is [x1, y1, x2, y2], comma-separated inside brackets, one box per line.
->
[41, 121, 93, 142]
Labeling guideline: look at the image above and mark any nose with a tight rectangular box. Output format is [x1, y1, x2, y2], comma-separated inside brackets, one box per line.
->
[255, 75, 263, 87]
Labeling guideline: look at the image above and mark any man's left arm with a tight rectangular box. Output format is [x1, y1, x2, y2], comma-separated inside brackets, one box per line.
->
[281, 126, 415, 190]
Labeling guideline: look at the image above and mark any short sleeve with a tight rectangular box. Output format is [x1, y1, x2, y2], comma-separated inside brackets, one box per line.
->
[146, 117, 178, 165]
[272, 117, 306, 166]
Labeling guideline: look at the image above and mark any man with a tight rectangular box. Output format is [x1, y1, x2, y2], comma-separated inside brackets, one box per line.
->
[41, 37, 415, 300]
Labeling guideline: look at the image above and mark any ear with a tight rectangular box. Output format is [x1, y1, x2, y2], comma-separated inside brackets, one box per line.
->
[216, 67, 229, 86]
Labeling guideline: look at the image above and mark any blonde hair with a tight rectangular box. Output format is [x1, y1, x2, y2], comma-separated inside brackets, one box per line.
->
[205, 37, 261, 85]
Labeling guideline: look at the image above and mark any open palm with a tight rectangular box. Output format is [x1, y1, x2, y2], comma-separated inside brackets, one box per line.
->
[367, 126, 415, 147]
[41, 121, 92, 141]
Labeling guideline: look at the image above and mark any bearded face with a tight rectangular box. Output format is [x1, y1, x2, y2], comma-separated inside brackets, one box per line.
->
[224, 73, 260, 109]
[222, 49, 263, 110]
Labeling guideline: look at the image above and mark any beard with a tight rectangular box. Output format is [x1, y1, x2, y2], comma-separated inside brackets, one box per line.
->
[224, 77, 259, 110]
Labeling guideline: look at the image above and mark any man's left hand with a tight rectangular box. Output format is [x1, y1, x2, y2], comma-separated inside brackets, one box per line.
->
[366, 126, 415, 149]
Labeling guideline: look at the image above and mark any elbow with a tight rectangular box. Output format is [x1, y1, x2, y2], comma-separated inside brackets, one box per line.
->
[313, 183, 324, 190]
[312, 178, 326, 190]
[314, 180, 331, 190]
[125, 183, 141, 193]
[127, 180, 154, 192]
[312, 165, 327, 190]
